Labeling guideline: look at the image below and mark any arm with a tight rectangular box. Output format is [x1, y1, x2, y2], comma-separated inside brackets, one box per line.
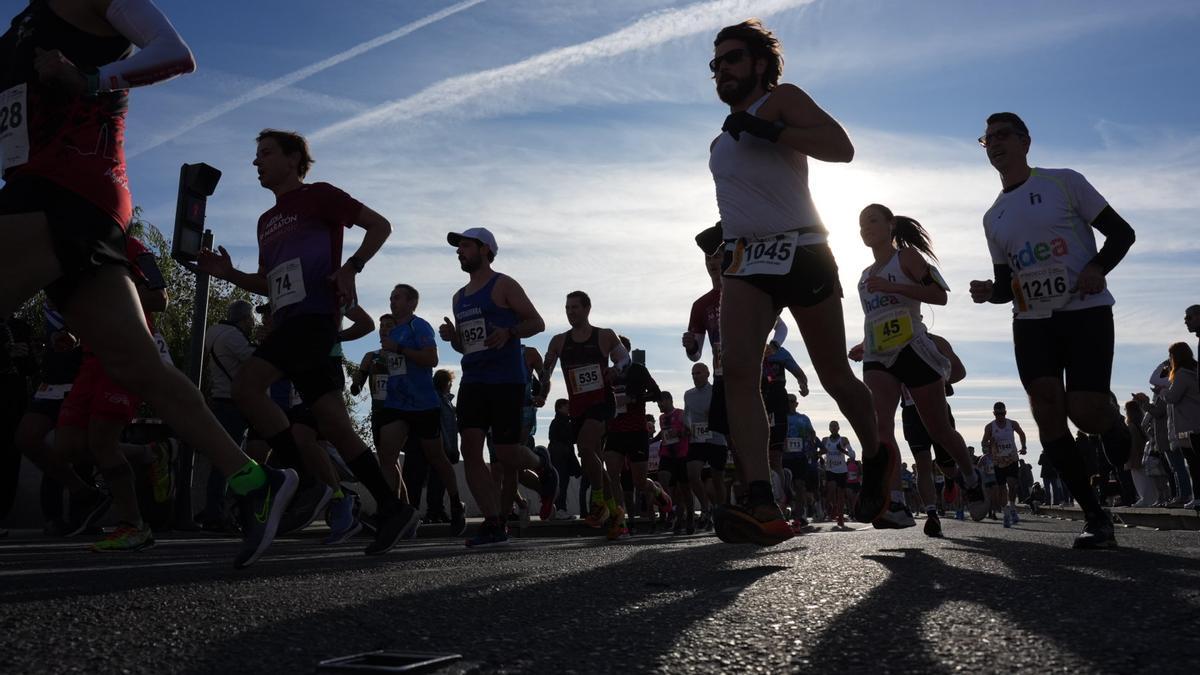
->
[780, 351, 809, 396]
[196, 246, 269, 296]
[770, 316, 788, 347]
[332, 205, 392, 307]
[488, 277, 545, 349]
[528, 349, 548, 406]
[349, 351, 374, 396]
[969, 264, 1016, 305]
[1012, 421, 1028, 452]
[541, 337, 562, 399]
[764, 85, 855, 162]
[136, 284, 168, 314]
[1162, 376, 1191, 405]
[338, 305, 375, 342]
[604, 329, 631, 374]
[95, 0, 196, 90]
[981, 425, 993, 451]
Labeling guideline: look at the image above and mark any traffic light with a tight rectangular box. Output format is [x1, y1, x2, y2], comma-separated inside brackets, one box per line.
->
[171, 162, 222, 263]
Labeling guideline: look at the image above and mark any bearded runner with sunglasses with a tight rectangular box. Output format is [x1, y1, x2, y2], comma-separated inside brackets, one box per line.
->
[970, 112, 1135, 549]
[706, 19, 886, 545]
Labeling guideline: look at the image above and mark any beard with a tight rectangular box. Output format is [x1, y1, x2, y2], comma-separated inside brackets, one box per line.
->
[459, 255, 481, 273]
[716, 72, 757, 105]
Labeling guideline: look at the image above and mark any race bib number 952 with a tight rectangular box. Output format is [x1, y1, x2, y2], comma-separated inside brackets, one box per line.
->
[459, 319, 487, 354]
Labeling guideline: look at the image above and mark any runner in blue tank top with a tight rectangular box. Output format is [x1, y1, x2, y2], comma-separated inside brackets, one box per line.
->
[439, 228, 558, 547]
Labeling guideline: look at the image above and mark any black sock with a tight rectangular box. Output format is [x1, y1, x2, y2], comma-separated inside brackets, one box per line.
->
[347, 453, 399, 515]
[267, 428, 302, 470]
[747, 480, 773, 506]
[1043, 434, 1103, 517]
[1099, 419, 1131, 469]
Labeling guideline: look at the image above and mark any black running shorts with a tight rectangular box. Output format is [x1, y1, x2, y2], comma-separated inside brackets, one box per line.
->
[375, 406, 441, 440]
[864, 344, 943, 388]
[722, 241, 842, 311]
[254, 315, 343, 405]
[1012, 305, 1114, 393]
[606, 429, 650, 462]
[456, 382, 524, 445]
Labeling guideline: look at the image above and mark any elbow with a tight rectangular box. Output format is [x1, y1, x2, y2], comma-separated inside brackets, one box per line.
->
[839, 143, 855, 163]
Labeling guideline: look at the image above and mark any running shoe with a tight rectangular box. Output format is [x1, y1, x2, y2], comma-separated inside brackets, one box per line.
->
[789, 517, 811, 534]
[1072, 512, 1117, 549]
[65, 488, 112, 537]
[323, 494, 362, 545]
[466, 520, 510, 548]
[552, 508, 576, 520]
[533, 446, 559, 503]
[614, 525, 631, 540]
[147, 440, 176, 504]
[91, 522, 155, 552]
[713, 502, 794, 546]
[402, 519, 420, 540]
[963, 469, 989, 522]
[855, 443, 898, 524]
[872, 501, 916, 529]
[278, 483, 334, 536]
[923, 511, 943, 538]
[835, 514, 845, 529]
[1003, 510, 1012, 528]
[955, 508, 965, 521]
[365, 503, 420, 555]
[585, 500, 610, 528]
[654, 483, 673, 514]
[539, 496, 554, 521]
[1010, 505, 1020, 524]
[234, 466, 298, 569]
[698, 511, 713, 531]
[607, 507, 627, 541]
[450, 500, 467, 537]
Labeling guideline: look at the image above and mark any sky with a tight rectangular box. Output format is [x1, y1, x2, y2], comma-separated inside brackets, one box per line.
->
[120, 0, 1200, 469]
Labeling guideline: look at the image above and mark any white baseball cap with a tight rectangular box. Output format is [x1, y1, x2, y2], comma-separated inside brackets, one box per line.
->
[447, 227, 499, 256]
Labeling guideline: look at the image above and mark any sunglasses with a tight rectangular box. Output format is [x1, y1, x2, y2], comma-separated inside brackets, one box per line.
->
[978, 128, 1026, 148]
[709, 48, 748, 73]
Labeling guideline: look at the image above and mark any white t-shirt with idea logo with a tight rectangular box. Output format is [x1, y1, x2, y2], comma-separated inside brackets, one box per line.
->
[983, 167, 1112, 320]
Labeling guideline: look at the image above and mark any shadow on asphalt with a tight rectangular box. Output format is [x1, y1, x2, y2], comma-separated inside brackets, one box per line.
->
[798, 536, 1200, 672]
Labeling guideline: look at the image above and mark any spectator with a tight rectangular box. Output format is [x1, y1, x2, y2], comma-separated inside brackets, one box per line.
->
[1141, 364, 1183, 504]
[1125, 398, 1157, 507]
[547, 398, 579, 519]
[1039, 452, 1063, 506]
[1162, 343, 1200, 509]
[1018, 459, 1034, 502]
[196, 300, 256, 529]
[1027, 482, 1046, 514]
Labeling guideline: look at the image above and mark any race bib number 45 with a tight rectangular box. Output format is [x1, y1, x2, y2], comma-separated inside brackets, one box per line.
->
[268, 258, 306, 312]
[724, 232, 799, 277]
[870, 309, 913, 353]
[1013, 264, 1069, 318]
[569, 364, 603, 395]
[0, 84, 29, 170]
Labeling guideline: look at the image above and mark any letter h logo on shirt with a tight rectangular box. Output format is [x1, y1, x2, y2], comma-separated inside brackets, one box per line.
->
[1029, 192, 1042, 205]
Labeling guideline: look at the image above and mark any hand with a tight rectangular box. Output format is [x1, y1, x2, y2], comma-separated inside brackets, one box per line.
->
[799, 385, 810, 397]
[1132, 392, 1150, 405]
[1075, 263, 1106, 298]
[197, 246, 235, 280]
[722, 111, 783, 142]
[439, 317, 456, 342]
[329, 263, 358, 310]
[969, 279, 994, 304]
[484, 325, 510, 349]
[865, 276, 895, 294]
[848, 343, 865, 362]
[34, 48, 86, 96]
[682, 332, 698, 353]
[349, 382, 362, 397]
[381, 336, 399, 353]
[1019, 448, 1028, 455]
[532, 395, 546, 408]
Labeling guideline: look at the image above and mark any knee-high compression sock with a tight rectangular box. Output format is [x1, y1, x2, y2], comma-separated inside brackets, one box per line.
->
[266, 429, 302, 471]
[1099, 419, 1131, 469]
[1043, 435, 1103, 517]
[348, 453, 400, 515]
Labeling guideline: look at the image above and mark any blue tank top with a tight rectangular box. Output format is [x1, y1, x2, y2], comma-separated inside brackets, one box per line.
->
[453, 273, 526, 385]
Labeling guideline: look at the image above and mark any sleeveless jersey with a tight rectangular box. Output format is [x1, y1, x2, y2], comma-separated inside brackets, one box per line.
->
[1, 1, 133, 227]
[558, 327, 611, 417]
[609, 363, 655, 433]
[989, 420, 1019, 466]
[823, 437, 848, 473]
[709, 93, 826, 245]
[453, 273, 525, 385]
[858, 251, 948, 377]
[687, 287, 722, 377]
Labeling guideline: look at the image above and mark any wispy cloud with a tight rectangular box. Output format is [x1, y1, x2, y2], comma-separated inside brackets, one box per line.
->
[128, 0, 487, 157]
[309, 0, 816, 142]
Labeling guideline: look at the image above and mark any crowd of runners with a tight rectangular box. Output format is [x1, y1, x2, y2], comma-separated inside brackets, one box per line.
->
[2, 3, 1185, 568]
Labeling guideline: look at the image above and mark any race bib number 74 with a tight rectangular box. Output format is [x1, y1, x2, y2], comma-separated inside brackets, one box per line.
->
[268, 258, 306, 312]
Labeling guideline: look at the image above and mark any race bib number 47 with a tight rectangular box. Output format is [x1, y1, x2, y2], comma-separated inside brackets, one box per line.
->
[0, 84, 29, 170]
[1013, 264, 1069, 318]
[724, 232, 799, 277]
[268, 258, 306, 312]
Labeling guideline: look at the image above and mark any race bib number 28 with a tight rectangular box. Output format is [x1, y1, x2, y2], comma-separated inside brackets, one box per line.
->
[0, 84, 29, 170]
[724, 232, 799, 277]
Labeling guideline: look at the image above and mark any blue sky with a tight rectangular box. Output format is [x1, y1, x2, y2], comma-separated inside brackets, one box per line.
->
[124, 0, 1200, 466]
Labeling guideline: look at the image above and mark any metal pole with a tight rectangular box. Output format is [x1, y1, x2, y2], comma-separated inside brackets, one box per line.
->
[174, 229, 214, 529]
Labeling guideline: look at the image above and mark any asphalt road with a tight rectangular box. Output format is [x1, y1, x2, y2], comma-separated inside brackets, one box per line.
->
[1, 515, 1197, 674]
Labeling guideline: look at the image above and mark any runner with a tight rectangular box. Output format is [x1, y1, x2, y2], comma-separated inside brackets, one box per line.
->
[982, 402, 1029, 528]
[782, 393, 817, 529]
[818, 421, 851, 529]
[605, 336, 662, 537]
[853, 203, 988, 527]
[684, 362, 726, 530]
[761, 335, 808, 507]
[0, 0, 292, 569]
[976, 447, 999, 520]
[656, 392, 693, 534]
[375, 283, 466, 537]
[198, 129, 417, 557]
[542, 291, 628, 531]
[439, 227, 556, 547]
[349, 313, 396, 448]
[707, 19, 884, 545]
[969, 112, 1135, 548]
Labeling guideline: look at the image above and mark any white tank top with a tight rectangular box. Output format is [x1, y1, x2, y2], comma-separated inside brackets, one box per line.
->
[709, 93, 826, 244]
[824, 437, 848, 473]
[989, 420, 1018, 461]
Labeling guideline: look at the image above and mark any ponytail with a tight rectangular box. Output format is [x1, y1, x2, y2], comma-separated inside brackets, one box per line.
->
[865, 203, 938, 262]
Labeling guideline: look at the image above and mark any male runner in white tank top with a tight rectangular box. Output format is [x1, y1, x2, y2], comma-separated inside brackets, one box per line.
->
[706, 19, 885, 547]
[982, 402, 1027, 527]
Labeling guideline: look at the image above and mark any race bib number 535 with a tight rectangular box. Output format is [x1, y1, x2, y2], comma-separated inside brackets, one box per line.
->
[570, 364, 603, 395]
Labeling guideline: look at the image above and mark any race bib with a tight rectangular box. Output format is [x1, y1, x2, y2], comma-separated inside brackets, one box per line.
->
[692, 423, 710, 443]
[712, 341, 723, 377]
[724, 232, 799, 277]
[613, 385, 628, 415]
[34, 383, 71, 401]
[569, 364, 603, 395]
[268, 258, 306, 312]
[0, 84, 29, 170]
[459, 319, 487, 354]
[1013, 264, 1069, 318]
[385, 352, 407, 376]
[152, 332, 174, 365]
[786, 437, 803, 453]
[663, 428, 679, 445]
[370, 374, 389, 401]
[870, 309, 913, 353]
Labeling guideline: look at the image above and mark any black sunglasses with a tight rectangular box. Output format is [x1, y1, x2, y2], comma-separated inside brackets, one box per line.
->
[709, 48, 748, 73]
[978, 128, 1026, 148]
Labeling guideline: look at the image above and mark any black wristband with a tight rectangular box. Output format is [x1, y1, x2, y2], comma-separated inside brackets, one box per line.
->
[347, 255, 366, 273]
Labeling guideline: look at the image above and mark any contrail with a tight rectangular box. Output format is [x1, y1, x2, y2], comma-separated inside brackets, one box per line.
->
[129, 0, 486, 157]
[310, 0, 815, 143]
